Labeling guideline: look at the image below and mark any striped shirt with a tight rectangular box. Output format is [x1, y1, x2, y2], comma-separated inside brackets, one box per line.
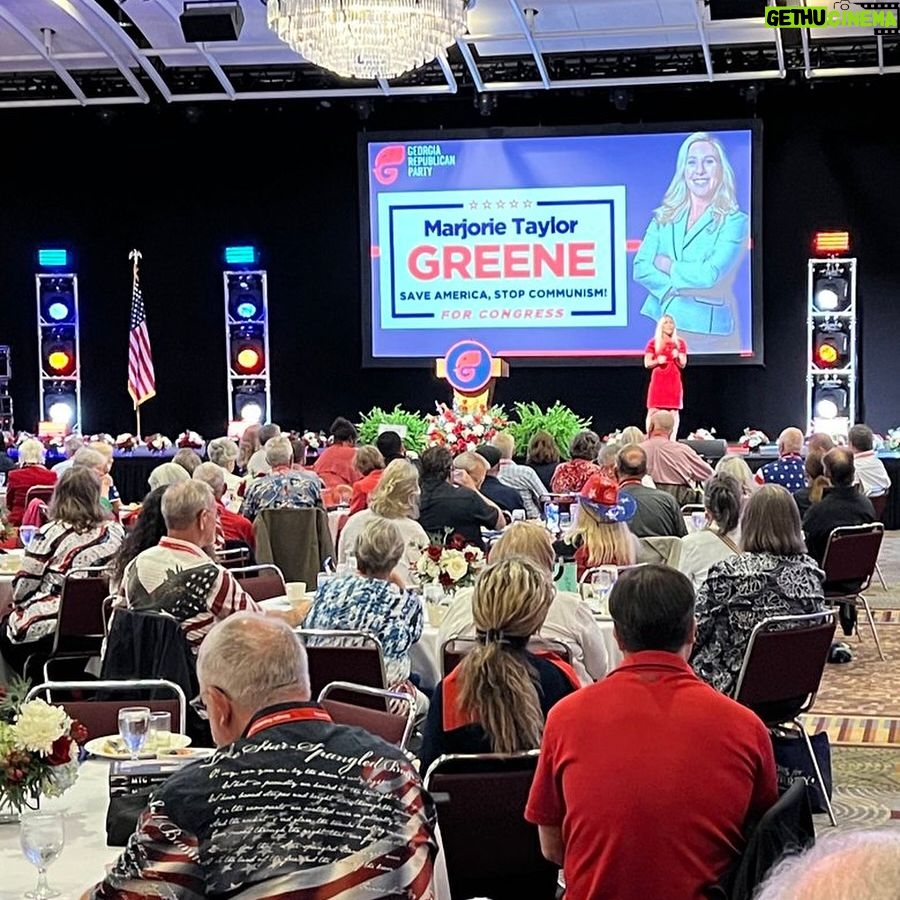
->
[497, 459, 547, 519]
[7, 519, 124, 643]
[119, 536, 260, 654]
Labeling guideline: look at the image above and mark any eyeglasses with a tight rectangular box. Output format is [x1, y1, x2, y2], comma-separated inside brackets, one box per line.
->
[190, 684, 231, 720]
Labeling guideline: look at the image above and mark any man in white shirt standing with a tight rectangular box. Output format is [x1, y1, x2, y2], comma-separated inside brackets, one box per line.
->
[491, 432, 547, 519]
[848, 424, 891, 498]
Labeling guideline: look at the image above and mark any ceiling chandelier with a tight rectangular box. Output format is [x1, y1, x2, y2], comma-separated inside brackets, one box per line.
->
[267, 0, 469, 81]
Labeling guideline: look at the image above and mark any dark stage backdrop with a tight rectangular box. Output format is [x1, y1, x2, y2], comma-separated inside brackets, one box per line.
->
[0, 78, 896, 440]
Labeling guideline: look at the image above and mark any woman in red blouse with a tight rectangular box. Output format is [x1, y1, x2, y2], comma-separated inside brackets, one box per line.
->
[314, 417, 362, 489]
[5, 438, 57, 527]
[550, 430, 603, 495]
[644, 314, 687, 439]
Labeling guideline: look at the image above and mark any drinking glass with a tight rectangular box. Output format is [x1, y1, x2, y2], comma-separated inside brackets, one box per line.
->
[118, 706, 151, 760]
[149, 711, 172, 752]
[20, 811, 65, 899]
[18, 525, 38, 549]
[590, 568, 616, 615]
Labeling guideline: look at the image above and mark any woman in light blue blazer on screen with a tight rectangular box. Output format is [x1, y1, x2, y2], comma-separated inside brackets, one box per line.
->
[634, 132, 749, 352]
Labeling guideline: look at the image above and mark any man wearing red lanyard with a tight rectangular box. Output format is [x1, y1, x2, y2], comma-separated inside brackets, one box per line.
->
[86, 613, 439, 900]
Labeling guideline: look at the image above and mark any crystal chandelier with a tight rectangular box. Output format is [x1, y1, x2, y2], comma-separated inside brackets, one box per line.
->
[267, 0, 468, 80]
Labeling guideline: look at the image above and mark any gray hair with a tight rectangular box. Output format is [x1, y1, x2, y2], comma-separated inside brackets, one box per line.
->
[63, 434, 84, 458]
[264, 436, 293, 468]
[197, 612, 310, 710]
[72, 447, 106, 471]
[161, 479, 215, 531]
[18, 438, 45, 466]
[193, 461, 226, 498]
[207, 437, 239, 468]
[148, 461, 191, 491]
[715, 454, 757, 495]
[453, 451, 488, 478]
[355, 518, 405, 576]
[778, 427, 804, 455]
[756, 829, 900, 900]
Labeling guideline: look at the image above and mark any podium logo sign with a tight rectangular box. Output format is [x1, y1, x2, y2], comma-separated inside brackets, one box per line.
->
[444, 340, 493, 393]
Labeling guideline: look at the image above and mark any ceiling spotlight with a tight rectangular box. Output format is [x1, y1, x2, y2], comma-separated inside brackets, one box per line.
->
[48, 401, 74, 425]
[814, 276, 849, 312]
[476, 93, 497, 117]
[611, 88, 631, 112]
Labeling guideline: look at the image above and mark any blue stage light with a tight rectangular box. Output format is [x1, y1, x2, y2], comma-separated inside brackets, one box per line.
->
[236, 300, 258, 319]
[225, 246, 257, 265]
[48, 301, 70, 321]
[38, 249, 68, 267]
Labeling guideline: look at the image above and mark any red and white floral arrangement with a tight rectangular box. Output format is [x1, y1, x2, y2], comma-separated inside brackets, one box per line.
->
[425, 403, 507, 456]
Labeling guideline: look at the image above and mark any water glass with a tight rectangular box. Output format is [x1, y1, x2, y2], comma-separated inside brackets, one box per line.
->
[20, 811, 65, 899]
[18, 525, 38, 549]
[590, 567, 617, 615]
[149, 711, 172, 752]
[118, 706, 151, 760]
[511, 509, 526, 523]
[691, 511, 707, 532]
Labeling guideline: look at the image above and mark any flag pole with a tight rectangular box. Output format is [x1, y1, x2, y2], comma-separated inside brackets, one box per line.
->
[129, 248, 143, 438]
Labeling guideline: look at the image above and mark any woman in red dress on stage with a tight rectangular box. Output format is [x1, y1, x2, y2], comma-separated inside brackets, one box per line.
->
[644, 314, 687, 439]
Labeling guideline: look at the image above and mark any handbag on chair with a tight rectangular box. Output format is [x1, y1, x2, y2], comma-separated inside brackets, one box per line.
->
[771, 730, 833, 814]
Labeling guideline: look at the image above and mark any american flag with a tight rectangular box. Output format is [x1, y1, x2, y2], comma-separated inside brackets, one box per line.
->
[127, 250, 156, 407]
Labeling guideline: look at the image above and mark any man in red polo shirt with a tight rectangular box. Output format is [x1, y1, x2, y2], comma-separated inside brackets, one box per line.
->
[526, 564, 777, 900]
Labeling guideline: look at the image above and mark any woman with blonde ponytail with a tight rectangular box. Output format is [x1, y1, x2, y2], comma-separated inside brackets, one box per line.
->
[418, 557, 580, 775]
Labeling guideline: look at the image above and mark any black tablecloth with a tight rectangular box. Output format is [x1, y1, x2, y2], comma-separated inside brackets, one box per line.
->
[110, 451, 178, 504]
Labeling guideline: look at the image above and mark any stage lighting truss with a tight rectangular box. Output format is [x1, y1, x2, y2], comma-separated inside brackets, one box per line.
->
[36, 272, 81, 431]
[807, 257, 856, 438]
[224, 268, 270, 427]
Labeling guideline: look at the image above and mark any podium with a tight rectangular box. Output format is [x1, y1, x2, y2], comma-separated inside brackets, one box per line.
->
[436, 340, 508, 413]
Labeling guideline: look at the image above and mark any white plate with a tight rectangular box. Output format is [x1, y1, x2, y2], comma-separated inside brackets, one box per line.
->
[259, 596, 292, 611]
[85, 733, 192, 760]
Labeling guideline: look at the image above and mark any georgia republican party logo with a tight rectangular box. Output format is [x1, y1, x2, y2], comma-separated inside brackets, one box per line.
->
[373, 145, 406, 185]
[444, 340, 494, 393]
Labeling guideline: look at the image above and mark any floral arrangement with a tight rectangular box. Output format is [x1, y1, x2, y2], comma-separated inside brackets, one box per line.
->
[739, 428, 770, 451]
[601, 428, 623, 445]
[507, 401, 592, 459]
[415, 534, 486, 591]
[687, 427, 718, 441]
[177, 430, 204, 450]
[87, 433, 114, 446]
[114, 433, 137, 451]
[301, 430, 326, 450]
[39, 433, 66, 450]
[145, 433, 173, 452]
[884, 428, 900, 451]
[425, 403, 507, 455]
[357, 406, 428, 454]
[0, 680, 87, 815]
[15, 432, 36, 447]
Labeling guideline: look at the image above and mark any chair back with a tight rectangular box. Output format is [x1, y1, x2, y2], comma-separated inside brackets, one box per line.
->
[25, 485, 55, 506]
[423, 752, 558, 900]
[322, 484, 353, 509]
[296, 628, 387, 708]
[230, 563, 286, 601]
[732, 611, 836, 724]
[820, 523, 883, 591]
[52, 568, 111, 646]
[441, 636, 571, 678]
[318, 681, 415, 749]
[254, 507, 334, 584]
[217, 546, 251, 569]
[25, 678, 187, 737]
[680, 503, 705, 515]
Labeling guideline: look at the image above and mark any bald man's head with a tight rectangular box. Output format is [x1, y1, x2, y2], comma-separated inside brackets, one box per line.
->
[778, 427, 804, 456]
[617, 444, 648, 479]
[650, 411, 675, 435]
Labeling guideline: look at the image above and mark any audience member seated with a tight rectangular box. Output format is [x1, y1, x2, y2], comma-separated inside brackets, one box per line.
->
[473, 445, 526, 515]
[418, 446, 503, 549]
[620, 425, 645, 445]
[617, 444, 687, 538]
[565, 474, 639, 580]
[755, 829, 900, 900]
[755, 426, 806, 492]
[241, 437, 322, 520]
[237, 422, 261, 474]
[420, 557, 580, 774]
[85, 613, 438, 898]
[110, 487, 167, 592]
[147, 461, 190, 492]
[692, 484, 826, 696]
[376, 429, 407, 466]
[71, 447, 119, 514]
[118, 481, 305, 655]
[306, 518, 425, 707]
[6, 437, 57, 526]
[715, 453, 758, 498]
[677, 474, 743, 591]
[193, 462, 254, 550]
[848, 423, 891, 498]
[206, 436, 243, 511]
[639, 411, 713, 504]
[526, 429, 561, 491]
[492, 431, 547, 519]
[172, 447, 202, 476]
[338, 459, 428, 581]
[807, 431, 835, 455]
[0, 468, 124, 674]
[550, 430, 603, 495]
[792, 450, 829, 519]
[314, 416, 362, 488]
[51, 433, 84, 475]
[526, 565, 777, 900]
[246, 422, 281, 478]
[348, 445, 385, 515]
[438, 521, 608, 686]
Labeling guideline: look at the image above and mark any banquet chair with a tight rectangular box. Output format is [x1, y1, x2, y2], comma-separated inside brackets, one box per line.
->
[318, 681, 415, 750]
[25, 678, 186, 739]
[732, 610, 837, 826]
[820, 523, 886, 661]
[216, 546, 251, 569]
[296, 628, 388, 709]
[423, 751, 558, 900]
[441, 636, 571, 678]
[24, 484, 55, 507]
[680, 503, 705, 516]
[869, 491, 889, 589]
[230, 563, 286, 602]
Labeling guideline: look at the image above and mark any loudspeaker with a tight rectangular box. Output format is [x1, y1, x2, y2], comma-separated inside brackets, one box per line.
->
[707, 0, 767, 20]
[179, 2, 244, 42]
[678, 439, 728, 463]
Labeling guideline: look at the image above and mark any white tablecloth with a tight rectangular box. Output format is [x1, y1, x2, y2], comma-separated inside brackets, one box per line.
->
[0, 759, 116, 899]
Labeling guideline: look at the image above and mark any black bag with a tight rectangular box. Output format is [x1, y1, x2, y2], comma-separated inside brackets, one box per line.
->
[106, 787, 153, 846]
[771, 731, 833, 814]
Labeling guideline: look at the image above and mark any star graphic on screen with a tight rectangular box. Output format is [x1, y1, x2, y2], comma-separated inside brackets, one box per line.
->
[496, 199, 505, 209]
[469, 201, 478, 210]
[482, 200, 492, 209]
[524, 199, 533, 208]
[509, 199, 519, 208]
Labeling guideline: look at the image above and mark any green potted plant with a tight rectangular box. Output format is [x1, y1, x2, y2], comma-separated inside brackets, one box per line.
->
[357, 405, 429, 454]
[507, 401, 592, 460]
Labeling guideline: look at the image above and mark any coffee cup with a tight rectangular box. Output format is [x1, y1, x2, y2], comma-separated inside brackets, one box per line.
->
[285, 582, 307, 605]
